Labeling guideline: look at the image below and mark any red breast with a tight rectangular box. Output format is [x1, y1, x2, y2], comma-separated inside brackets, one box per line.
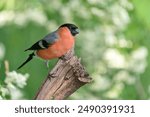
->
[36, 27, 75, 60]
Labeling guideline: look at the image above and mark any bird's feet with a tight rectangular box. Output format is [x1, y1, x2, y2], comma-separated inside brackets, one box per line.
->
[45, 60, 49, 68]
[59, 55, 68, 61]
[48, 72, 58, 80]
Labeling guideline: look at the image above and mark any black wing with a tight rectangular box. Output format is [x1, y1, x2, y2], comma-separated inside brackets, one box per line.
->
[25, 31, 58, 51]
[25, 40, 49, 51]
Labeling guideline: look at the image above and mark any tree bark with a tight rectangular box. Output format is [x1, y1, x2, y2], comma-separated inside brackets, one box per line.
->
[34, 48, 92, 100]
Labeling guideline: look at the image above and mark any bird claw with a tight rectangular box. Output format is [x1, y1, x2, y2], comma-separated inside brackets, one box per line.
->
[48, 72, 58, 80]
[59, 55, 68, 61]
[45, 60, 49, 68]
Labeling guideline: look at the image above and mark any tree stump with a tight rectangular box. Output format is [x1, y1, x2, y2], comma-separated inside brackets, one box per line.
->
[34, 48, 92, 100]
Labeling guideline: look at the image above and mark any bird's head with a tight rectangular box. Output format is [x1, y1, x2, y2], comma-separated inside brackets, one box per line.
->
[59, 23, 79, 36]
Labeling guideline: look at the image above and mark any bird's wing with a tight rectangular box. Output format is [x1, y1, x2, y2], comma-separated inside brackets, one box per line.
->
[25, 31, 58, 51]
[43, 30, 58, 44]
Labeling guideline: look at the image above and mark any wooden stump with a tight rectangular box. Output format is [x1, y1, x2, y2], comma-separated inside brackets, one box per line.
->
[35, 48, 92, 100]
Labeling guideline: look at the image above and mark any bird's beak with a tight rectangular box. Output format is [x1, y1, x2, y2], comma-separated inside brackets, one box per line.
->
[72, 28, 79, 36]
[75, 28, 79, 34]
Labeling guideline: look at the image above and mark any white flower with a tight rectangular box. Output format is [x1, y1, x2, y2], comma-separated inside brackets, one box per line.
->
[6, 83, 23, 99]
[128, 47, 148, 74]
[0, 11, 14, 27]
[5, 71, 29, 88]
[119, 0, 134, 10]
[0, 87, 9, 97]
[117, 35, 132, 48]
[88, 0, 102, 4]
[0, 9, 47, 27]
[91, 75, 111, 91]
[24, 9, 47, 26]
[111, 4, 130, 30]
[105, 83, 124, 99]
[91, 7, 105, 18]
[104, 26, 117, 46]
[103, 48, 127, 68]
[114, 70, 135, 85]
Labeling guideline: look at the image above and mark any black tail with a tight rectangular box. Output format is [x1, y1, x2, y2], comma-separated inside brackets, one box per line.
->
[17, 53, 35, 70]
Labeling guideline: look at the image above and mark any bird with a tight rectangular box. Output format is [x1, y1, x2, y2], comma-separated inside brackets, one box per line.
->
[17, 23, 79, 70]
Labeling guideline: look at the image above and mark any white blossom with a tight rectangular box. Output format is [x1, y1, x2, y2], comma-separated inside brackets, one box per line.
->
[0, 70, 29, 99]
[6, 83, 23, 99]
[0, 87, 9, 97]
[105, 83, 124, 99]
[117, 35, 133, 48]
[111, 5, 130, 29]
[104, 48, 127, 69]
[91, 75, 111, 91]
[128, 47, 148, 74]
[5, 71, 29, 88]
[0, 10, 47, 27]
[114, 70, 136, 85]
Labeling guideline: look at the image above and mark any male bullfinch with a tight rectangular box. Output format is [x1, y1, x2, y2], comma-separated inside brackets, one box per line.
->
[17, 23, 79, 69]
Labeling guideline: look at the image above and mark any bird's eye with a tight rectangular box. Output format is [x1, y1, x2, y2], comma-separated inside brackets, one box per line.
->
[71, 27, 77, 30]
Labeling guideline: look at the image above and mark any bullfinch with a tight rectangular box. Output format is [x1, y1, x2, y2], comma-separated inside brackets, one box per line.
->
[17, 23, 79, 69]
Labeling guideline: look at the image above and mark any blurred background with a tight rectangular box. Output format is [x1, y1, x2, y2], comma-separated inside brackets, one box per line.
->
[0, 0, 150, 99]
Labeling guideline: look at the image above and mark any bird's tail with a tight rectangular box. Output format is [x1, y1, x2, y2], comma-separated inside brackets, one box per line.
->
[17, 52, 35, 70]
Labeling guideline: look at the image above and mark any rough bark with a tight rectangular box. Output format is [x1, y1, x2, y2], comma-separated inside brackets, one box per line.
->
[35, 48, 92, 100]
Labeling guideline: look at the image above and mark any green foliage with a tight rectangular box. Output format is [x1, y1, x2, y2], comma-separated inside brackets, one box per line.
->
[0, 0, 150, 99]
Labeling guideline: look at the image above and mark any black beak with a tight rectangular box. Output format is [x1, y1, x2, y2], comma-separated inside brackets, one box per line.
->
[72, 28, 79, 36]
[75, 28, 79, 34]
